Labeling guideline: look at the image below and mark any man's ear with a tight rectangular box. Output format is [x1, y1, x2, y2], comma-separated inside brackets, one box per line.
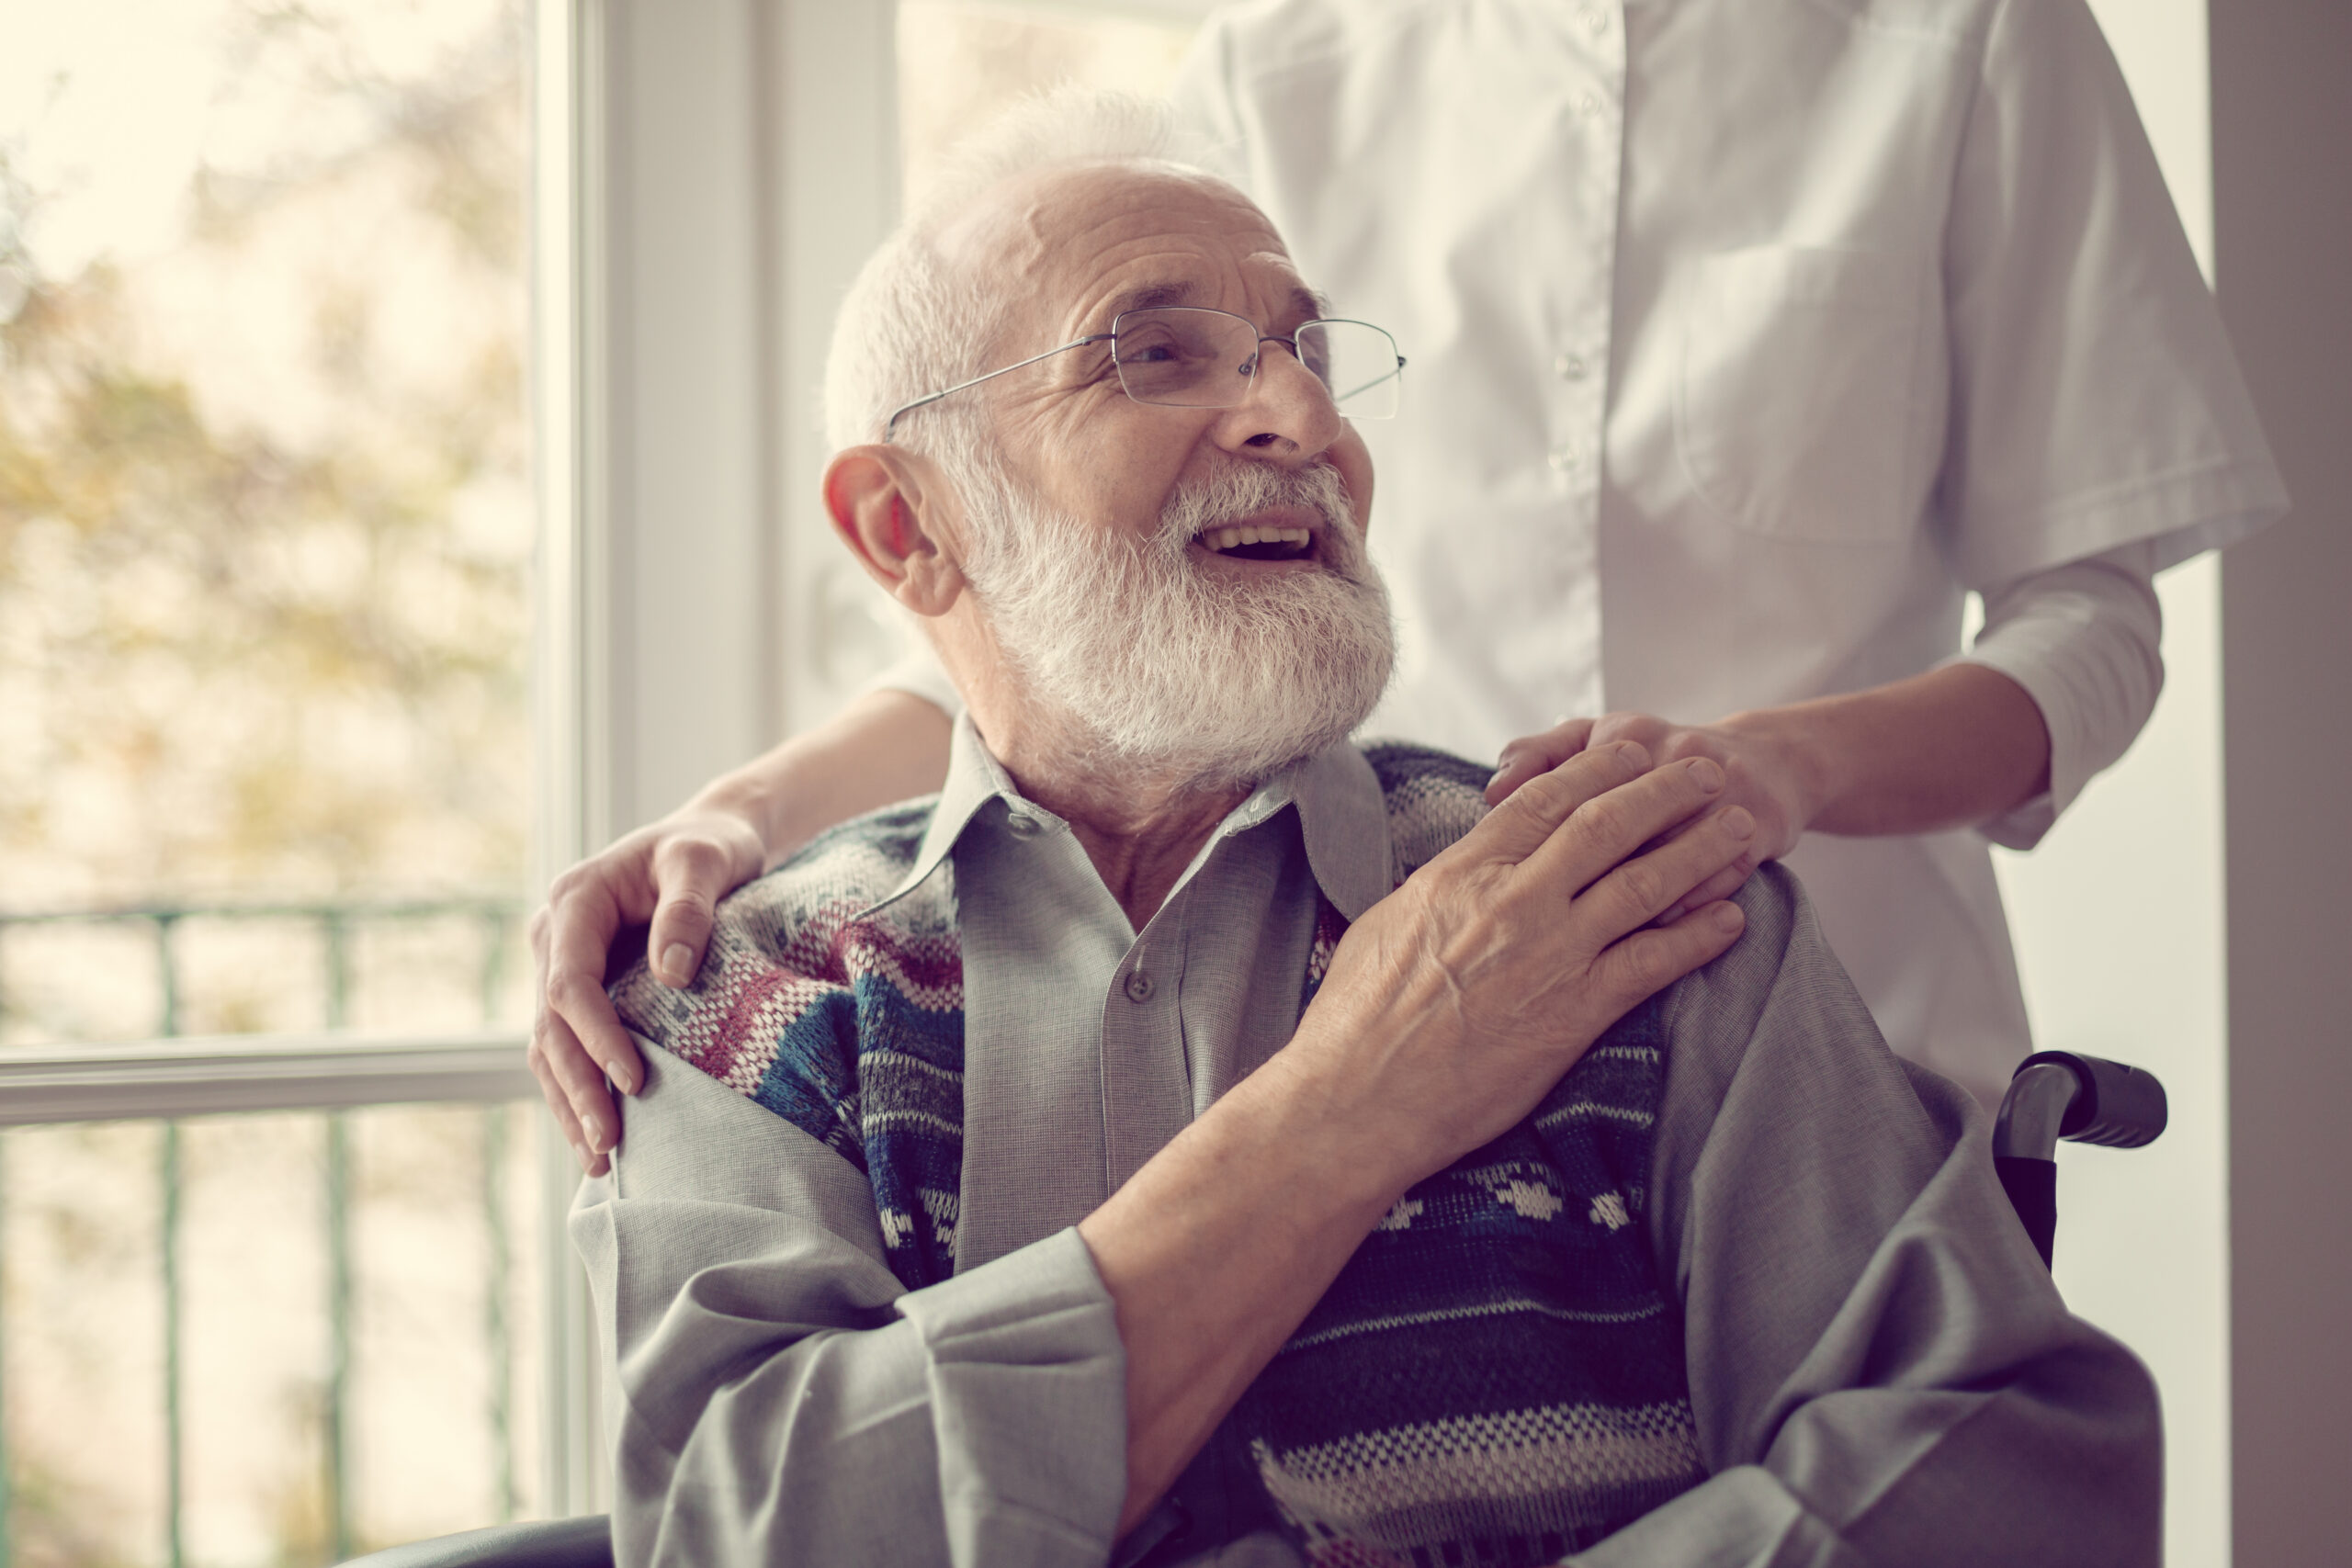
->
[823, 446, 968, 617]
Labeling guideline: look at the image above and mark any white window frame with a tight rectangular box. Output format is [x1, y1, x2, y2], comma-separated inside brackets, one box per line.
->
[533, 0, 915, 1515]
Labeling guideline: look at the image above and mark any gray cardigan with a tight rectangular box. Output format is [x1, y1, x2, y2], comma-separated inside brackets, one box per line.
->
[571, 738, 2159, 1568]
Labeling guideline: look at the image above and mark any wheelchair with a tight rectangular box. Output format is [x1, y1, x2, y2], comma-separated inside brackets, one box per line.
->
[344, 1051, 2168, 1568]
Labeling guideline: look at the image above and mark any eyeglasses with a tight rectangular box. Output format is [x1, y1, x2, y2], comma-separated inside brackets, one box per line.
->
[883, 306, 1406, 441]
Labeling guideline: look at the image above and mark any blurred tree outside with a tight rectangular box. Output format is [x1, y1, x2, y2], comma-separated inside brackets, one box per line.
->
[0, 4, 543, 1564]
[0, 0, 532, 1045]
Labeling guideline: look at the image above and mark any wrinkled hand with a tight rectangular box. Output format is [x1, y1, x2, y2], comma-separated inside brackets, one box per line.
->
[1289, 742, 1754, 1182]
[1486, 712, 1814, 923]
[529, 805, 768, 1174]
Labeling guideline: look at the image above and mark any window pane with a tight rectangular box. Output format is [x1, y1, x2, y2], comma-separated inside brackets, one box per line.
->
[1, 1103, 542, 1562]
[0, 0, 535, 1045]
[0, 2, 543, 1560]
[897, 1, 1200, 209]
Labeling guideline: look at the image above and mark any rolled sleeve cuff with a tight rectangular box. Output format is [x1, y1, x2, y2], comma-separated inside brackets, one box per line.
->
[896, 1225, 1130, 1565]
[1952, 543, 2170, 851]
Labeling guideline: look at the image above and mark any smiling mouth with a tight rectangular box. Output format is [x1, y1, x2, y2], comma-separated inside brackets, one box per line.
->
[1198, 523, 1315, 562]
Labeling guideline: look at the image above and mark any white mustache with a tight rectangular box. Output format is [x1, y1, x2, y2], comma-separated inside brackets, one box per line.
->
[1157, 462, 1357, 554]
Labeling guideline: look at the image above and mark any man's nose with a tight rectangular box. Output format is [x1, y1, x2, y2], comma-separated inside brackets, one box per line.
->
[1212, 340, 1343, 460]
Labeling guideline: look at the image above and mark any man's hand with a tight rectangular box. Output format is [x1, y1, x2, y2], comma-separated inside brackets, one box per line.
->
[1082, 741, 1753, 1534]
[1485, 712, 1813, 926]
[530, 806, 766, 1175]
[1287, 741, 1755, 1185]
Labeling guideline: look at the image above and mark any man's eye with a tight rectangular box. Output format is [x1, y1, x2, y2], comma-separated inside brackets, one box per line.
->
[1122, 342, 1180, 364]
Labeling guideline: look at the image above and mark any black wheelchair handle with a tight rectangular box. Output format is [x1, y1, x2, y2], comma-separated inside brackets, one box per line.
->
[1994, 1051, 2168, 1164]
[2022, 1050, 2169, 1150]
[1989, 1052, 2167, 1272]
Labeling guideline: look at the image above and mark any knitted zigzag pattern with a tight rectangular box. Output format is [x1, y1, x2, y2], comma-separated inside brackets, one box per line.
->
[610, 743, 1705, 1564]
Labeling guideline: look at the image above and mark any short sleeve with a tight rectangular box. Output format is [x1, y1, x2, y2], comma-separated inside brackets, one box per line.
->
[1939, 0, 2286, 588]
[861, 639, 965, 719]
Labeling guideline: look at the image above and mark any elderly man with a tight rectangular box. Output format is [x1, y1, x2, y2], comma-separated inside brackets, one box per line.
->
[571, 96, 2157, 1568]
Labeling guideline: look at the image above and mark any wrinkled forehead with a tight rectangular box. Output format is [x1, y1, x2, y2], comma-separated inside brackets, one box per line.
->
[935, 162, 1318, 353]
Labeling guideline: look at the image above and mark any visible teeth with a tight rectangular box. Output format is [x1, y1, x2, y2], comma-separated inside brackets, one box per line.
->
[1203, 525, 1313, 554]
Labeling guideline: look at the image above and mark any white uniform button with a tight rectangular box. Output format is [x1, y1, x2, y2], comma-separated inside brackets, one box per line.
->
[1006, 812, 1041, 838]
[1583, 8, 1608, 33]
[1548, 444, 1580, 473]
[1577, 94, 1602, 118]
[1124, 971, 1155, 1003]
[1555, 351, 1589, 381]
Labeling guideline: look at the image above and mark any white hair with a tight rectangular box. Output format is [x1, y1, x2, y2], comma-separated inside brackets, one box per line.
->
[821, 86, 1198, 460]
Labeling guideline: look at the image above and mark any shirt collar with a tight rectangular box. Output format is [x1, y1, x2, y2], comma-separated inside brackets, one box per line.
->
[1284, 740, 1393, 920]
[861, 714, 1394, 922]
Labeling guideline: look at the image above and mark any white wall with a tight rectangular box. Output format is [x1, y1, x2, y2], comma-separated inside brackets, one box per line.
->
[1988, 4, 2228, 1565]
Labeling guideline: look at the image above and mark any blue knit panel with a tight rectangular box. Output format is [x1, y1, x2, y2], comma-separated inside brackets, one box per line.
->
[1235, 994, 1703, 1565]
[854, 962, 967, 1289]
[753, 989, 867, 1169]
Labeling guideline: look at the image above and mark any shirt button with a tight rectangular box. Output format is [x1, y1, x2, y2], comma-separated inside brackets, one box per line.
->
[1577, 94, 1602, 118]
[1583, 8, 1608, 32]
[1555, 351, 1589, 381]
[1006, 812, 1041, 838]
[1124, 971, 1155, 1003]
[1548, 444, 1580, 473]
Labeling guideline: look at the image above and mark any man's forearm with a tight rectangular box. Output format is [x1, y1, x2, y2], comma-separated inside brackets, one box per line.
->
[1728, 662, 2051, 839]
[691, 686, 955, 865]
[1076, 1047, 1416, 1537]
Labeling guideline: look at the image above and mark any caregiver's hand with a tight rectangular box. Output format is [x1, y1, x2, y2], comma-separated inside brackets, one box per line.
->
[531, 803, 768, 1173]
[1485, 669, 2054, 919]
[528, 687, 956, 1175]
[1486, 711, 1814, 922]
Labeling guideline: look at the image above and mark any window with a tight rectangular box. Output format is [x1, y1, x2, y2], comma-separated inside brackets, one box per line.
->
[0, 2, 541, 1559]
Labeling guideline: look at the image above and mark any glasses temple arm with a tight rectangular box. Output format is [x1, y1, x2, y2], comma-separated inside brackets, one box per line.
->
[883, 333, 1114, 443]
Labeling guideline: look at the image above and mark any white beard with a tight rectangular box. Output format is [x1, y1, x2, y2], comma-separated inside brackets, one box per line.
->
[959, 459, 1396, 793]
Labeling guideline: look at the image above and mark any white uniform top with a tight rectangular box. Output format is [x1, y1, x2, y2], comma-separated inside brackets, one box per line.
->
[1139, 0, 2287, 1108]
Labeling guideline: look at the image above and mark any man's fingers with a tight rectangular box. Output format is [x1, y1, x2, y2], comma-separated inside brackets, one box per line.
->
[1465, 741, 1654, 864]
[1485, 717, 1597, 806]
[1657, 857, 1757, 928]
[1522, 756, 1729, 893]
[1588, 899, 1747, 1010]
[1571, 807, 1755, 945]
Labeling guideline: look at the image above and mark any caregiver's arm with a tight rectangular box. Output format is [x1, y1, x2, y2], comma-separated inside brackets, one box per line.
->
[1487, 543, 2162, 917]
[530, 683, 952, 1170]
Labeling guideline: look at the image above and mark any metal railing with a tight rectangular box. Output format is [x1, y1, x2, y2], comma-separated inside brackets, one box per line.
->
[0, 897, 537, 1567]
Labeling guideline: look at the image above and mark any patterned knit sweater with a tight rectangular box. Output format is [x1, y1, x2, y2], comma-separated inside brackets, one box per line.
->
[612, 743, 1709, 1568]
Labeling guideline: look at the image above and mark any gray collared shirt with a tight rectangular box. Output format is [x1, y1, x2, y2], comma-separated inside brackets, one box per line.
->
[891, 719, 1390, 1274]
[572, 723, 2159, 1568]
